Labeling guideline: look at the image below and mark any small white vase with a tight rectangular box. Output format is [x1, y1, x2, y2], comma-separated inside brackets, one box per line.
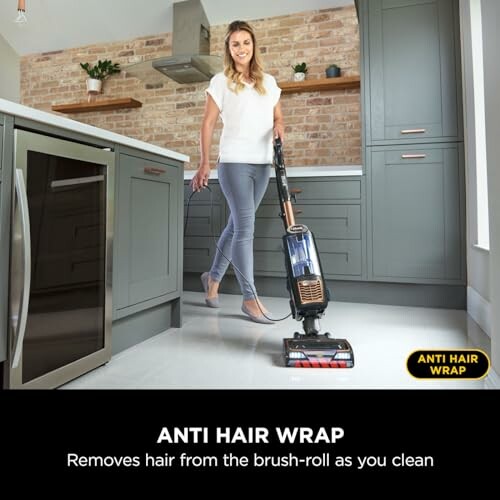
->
[86, 78, 102, 94]
[293, 72, 306, 82]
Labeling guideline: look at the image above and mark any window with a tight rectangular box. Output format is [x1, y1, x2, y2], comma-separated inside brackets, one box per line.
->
[470, 0, 489, 251]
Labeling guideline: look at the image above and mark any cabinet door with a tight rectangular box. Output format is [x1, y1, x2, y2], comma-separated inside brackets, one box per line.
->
[368, 143, 464, 282]
[261, 178, 361, 203]
[114, 153, 179, 312]
[366, 0, 461, 144]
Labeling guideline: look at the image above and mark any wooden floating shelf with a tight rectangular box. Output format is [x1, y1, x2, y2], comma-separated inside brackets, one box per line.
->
[278, 76, 360, 94]
[52, 97, 142, 114]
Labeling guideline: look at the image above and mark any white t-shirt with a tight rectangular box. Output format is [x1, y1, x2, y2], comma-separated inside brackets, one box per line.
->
[206, 72, 282, 164]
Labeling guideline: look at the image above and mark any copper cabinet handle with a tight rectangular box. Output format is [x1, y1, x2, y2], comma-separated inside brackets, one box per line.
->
[293, 209, 303, 215]
[289, 188, 302, 194]
[400, 128, 426, 134]
[401, 154, 427, 159]
[144, 166, 166, 175]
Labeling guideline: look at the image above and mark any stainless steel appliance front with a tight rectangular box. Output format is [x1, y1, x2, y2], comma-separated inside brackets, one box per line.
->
[5, 130, 114, 389]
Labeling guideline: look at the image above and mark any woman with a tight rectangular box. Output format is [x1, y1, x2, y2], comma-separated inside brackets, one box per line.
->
[190, 20, 284, 324]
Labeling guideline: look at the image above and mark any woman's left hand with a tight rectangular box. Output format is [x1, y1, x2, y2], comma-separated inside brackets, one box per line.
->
[273, 101, 285, 142]
[274, 122, 285, 142]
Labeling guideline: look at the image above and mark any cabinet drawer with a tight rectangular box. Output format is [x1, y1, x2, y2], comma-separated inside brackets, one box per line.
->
[253, 238, 362, 278]
[123, 153, 179, 179]
[254, 238, 286, 276]
[184, 181, 223, 203]
[256, 204, 361, 239]
[262, 179, 361, 203]
[184, 204, 223, 236]
[317, 240, 362, 277]
[183, 236, 216, 272]
[383, 148, 443, 165]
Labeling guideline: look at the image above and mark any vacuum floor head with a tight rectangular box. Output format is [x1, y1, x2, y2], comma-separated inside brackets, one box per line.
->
[284, 337, 354, 368]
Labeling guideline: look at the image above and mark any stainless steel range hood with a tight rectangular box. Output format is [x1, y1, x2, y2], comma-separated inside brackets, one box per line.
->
[152, 53, 221, 84]
[128, 0, 222, 84]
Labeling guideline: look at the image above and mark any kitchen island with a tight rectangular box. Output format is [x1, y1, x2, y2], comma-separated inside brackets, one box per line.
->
[0, 98, 187, 387]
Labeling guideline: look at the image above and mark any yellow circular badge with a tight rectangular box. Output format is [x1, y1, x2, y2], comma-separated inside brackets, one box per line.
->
[406, 349, 490, 379]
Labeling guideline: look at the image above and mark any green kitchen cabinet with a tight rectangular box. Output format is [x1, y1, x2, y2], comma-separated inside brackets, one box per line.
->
[359, 0, 462, 145]
[113, 147, 183, 320]
[367, 143, 465, 283]
[357, 0, 465, 285]
[183, 177, 365, 279]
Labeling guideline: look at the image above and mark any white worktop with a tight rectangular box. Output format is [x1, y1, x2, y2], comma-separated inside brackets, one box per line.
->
[184, 165, 362, 180]
[0, 98, 189, 163]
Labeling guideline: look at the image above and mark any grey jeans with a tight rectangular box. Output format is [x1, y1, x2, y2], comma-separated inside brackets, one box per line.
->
[209, 162, 271, 299]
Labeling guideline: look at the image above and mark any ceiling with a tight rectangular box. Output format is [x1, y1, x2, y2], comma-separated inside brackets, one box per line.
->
[0, 0, 353, 56]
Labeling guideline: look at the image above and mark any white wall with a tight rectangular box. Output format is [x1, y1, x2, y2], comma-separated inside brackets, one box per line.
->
[460, 0, 499, 384]
[0, 33, 20, 102]
[460, 1, 491, 336]
[481, 0, 500, 381]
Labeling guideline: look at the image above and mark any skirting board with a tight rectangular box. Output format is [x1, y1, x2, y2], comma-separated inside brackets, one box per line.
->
[112, 302, 174, 355]
[485, 367, 500, 389]
[467, 287, 491, 337]
[184, 273, 466, 309]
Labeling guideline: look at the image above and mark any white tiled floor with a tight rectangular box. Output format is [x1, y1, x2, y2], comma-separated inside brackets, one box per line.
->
[62, 291, 491, 389]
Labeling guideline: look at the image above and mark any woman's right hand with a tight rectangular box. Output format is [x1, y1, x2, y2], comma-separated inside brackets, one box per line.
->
[190, 164, 211, 192]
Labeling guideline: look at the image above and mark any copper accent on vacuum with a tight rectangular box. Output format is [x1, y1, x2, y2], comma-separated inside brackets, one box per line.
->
[283, 200, 295, 226]
[297, 279, 325, 304]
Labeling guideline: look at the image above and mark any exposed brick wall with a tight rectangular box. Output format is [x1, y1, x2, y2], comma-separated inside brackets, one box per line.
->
[20, 6, 360, 168]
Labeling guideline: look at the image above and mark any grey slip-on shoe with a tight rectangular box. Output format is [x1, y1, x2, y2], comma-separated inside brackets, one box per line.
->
[201, 272, 220, 308]
[241, 302, 274, 324]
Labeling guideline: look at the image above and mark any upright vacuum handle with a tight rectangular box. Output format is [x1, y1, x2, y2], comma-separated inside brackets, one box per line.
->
[273, 138, 296, 229]
[273, 137, 284, 168]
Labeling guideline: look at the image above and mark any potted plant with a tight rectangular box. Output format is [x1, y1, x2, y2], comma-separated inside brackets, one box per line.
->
[325, 64, 341, 78]
[80, 59, 121, 95]
[291, 62, 308, 82]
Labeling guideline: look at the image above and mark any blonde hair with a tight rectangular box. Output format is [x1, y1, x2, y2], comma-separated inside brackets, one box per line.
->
[223, 20, 266, 95]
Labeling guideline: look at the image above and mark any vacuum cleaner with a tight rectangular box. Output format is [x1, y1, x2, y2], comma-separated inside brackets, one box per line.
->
[273, 138, 354, 368]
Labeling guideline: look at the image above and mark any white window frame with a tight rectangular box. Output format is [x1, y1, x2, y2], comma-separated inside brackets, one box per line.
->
[470, 0, 489, 251]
